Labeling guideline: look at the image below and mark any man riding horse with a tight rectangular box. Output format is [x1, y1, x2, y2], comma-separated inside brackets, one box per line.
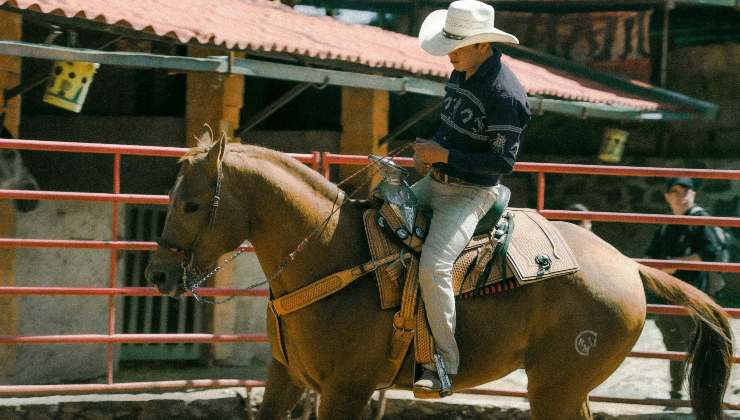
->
[411, 0, 531, 396]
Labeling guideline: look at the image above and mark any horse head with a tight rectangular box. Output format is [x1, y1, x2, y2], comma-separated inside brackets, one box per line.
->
[145, 129, 247, 296]
[0, 147, 40, 213]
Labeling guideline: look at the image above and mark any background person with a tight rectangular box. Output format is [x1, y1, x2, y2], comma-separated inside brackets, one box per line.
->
[644, 177, 726, 400]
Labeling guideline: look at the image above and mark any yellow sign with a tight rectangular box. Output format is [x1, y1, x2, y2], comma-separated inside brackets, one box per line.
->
[598, 128, 629, 163]
[43, 61, 99, 113]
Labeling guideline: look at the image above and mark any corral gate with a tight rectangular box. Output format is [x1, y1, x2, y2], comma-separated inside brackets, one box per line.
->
[121, 205, 204, 360]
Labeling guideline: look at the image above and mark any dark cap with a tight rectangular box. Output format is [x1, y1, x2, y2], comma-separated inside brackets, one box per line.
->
[665, 177, 694, 191]
[567, 203, 589, 212]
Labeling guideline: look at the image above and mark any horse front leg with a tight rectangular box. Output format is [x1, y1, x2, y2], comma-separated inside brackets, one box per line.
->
[256, 359, 305, 420]
[317, 383, 375, 420]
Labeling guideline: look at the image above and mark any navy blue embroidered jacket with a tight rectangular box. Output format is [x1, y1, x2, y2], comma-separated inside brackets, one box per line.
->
[432, 48, 531, 186]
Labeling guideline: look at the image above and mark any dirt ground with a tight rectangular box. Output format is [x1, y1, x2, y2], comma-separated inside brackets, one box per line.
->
[2, 317, 736, 419]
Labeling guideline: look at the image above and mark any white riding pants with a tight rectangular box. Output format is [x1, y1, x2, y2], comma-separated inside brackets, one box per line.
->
[411, 174, 500, 375]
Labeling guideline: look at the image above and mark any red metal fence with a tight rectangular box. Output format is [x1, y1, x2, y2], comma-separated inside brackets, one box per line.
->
[0, 138, 738, 411]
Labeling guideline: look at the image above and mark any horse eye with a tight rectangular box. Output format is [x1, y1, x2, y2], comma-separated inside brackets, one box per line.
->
[184, 202, 200, 213]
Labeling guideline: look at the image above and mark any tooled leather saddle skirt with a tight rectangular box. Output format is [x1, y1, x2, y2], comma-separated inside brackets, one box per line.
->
[364, 201, 580, 310]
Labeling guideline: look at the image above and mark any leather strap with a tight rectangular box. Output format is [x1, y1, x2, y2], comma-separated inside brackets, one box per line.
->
[271, 252, 408, 316]
[414, 299, 434, 364]
[471, 242, 495, 292]
[377, 255, 420, 388]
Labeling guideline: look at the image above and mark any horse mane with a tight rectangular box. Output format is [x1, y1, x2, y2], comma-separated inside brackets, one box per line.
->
[180, 141, 344, 203]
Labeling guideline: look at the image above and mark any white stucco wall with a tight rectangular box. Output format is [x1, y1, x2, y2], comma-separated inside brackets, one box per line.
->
[8, 200, 123, 384]
[212, 252, 271, 368]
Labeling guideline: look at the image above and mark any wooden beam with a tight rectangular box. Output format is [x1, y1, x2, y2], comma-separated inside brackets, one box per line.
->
[185, 47, 245, 147]
[339, 87, 389, 195]
[0, 9, 21, 381]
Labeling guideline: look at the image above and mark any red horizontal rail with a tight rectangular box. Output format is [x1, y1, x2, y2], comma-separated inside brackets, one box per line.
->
[0, 286, 268, 297]
[0, 138, 318, 165]
[543, 209, 740, 228]
[0, 380, 266, 396]
[0, 333, 268, 344]
[0, 238, 253, 252]
[321, 153, 740, 180]
[629, 350, 739, 363]
[648, 304, 740, 317]
[0, 238, 157, 250]
[514, 162, 740, 179]
[323, 153, 394, 166]
[0, 138, 186, 157]
[0, 189, 169, 204]
[636, 258, 740, 273]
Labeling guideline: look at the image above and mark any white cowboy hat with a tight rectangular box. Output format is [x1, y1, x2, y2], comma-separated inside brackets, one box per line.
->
[419, 0, 518, 56]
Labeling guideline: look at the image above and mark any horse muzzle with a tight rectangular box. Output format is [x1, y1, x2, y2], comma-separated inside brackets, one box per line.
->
[145, 262, 185, 297]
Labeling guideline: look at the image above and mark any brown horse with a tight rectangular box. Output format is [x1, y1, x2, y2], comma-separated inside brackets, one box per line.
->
[145, 133, 733, 420]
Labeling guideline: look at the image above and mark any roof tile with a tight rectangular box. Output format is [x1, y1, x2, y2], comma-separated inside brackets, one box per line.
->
[3, 0, 662, 110]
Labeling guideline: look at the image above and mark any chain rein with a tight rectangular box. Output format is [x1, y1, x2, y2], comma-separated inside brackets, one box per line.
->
[177, 143, 413, 304]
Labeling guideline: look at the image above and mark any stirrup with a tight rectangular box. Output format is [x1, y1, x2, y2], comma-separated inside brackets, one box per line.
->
[433, 353, 453, 397]
[412, 353, 453, 399]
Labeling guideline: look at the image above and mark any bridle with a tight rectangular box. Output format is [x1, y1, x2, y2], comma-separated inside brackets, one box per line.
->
[155, 147, 247, 303]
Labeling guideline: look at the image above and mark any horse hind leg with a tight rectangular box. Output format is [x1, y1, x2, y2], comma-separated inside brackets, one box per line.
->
[316, 383, 376, 420]
[528, 384, 593, 420]
[256, 360, 305, 420]
[524, 341, 628, 420]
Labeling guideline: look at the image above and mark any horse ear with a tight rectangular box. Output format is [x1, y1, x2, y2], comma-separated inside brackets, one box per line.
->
[205, 131, 227, 178]
[195, 125, 214, 148]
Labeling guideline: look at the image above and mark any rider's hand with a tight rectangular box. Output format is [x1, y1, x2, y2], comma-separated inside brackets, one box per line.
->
[413, 139, 449, 165]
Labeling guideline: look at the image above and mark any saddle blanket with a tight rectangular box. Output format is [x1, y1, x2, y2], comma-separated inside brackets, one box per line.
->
[363, 207, 580, 310]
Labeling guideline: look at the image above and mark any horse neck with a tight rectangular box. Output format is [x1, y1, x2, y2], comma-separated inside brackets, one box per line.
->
[232, 155, 357, 296]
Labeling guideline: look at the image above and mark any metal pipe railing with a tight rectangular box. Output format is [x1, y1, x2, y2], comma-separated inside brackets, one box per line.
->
[1, 138, 738, 410]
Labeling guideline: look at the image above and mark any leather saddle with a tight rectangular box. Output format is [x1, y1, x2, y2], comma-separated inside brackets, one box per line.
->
[367, 185, 516, 311]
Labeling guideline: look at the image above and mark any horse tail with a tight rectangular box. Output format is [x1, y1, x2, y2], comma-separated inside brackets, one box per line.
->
[638, 263, 733, 420]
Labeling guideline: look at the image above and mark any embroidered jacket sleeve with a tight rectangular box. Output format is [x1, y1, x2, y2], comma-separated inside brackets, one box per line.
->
[446, 93, 528, 176]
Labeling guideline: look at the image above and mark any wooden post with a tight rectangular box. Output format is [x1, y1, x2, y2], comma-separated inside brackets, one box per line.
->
[185, 47, 245, 362]
[185, 47, 245, 146]
[339, 87, 389, 196]
[0, 9, 22, 380]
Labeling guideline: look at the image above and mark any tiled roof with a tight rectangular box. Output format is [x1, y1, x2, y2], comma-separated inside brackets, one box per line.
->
[2, 0, 662, 110]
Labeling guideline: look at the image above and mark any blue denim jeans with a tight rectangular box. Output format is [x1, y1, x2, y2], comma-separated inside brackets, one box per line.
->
[411, 174, 500, 374]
